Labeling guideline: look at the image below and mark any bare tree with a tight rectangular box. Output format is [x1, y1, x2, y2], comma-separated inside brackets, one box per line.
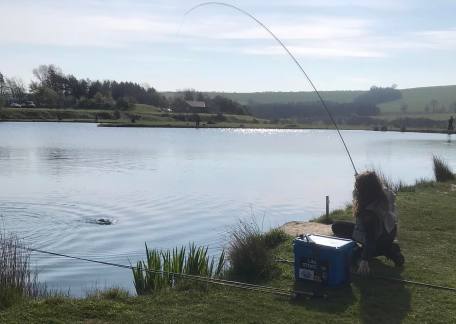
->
[0, 72, 6, 96]
[6, 77, 26, 102]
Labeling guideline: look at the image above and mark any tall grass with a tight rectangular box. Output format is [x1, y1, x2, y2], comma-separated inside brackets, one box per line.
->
[86, 287, 130, 301]
[132, 243, 225, 295]
[374, 169, 410, 192]
[433, 155, 455, 182]
[0, 231, 41, 309]
[226, 220, 287, 283]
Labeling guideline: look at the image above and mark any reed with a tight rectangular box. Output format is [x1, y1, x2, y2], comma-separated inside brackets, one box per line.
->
[0, 231, 41, 309]
[433, 155, 455, 182]
[132, 243, 225, 295]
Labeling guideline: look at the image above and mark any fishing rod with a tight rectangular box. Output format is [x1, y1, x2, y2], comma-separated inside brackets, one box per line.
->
[275, 257, 456, 292]
[181, 2, 358, 176]
[16, 245, 323, 298]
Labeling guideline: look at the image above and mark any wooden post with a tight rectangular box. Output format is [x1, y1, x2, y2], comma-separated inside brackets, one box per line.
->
[325, 196, 330, 222]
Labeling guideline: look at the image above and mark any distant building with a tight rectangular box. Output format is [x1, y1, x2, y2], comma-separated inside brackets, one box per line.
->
[185, 100, 206, 113]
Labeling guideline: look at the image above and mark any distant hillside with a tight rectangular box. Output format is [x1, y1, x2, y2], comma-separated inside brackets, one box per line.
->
[203, 91, 362, 105]
[165, 85, 456, 115]
[378, 85, 456, 113]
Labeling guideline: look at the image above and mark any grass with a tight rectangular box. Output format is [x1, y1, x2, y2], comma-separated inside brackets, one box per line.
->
[311, 204, 353, 225]
[197, 85, 456, 114]
[226, 221, 287, 283]
[433, 155, 455, 182]
[86, 287, 130, 301]
[0, 232, 43, 310]
[197, 90, 363, 105]
[1, 181, 456, 322]
[2, 104, 455, 133]
[132, 244, 225, 295]
[379, 85, 456, 113]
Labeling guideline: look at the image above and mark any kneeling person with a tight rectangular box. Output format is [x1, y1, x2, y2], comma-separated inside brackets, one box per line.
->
[332, 171, 404, 275]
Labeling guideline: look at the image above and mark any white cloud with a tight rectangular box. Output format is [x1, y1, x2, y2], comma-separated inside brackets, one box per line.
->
[194, 17, 371, 40]
[1, 0, 455, 61]
[242, 45, 386, 58]
[412, 29, 456, 50]
[0, 3, 177, 47]
[285, 0, 408, 10]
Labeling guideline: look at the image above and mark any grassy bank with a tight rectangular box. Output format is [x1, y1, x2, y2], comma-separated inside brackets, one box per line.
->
[2, 106, 455, 134]
[1, 180, 456, 322]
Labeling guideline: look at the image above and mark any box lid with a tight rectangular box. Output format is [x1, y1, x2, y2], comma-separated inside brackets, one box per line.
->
[306, 234, 353, 249]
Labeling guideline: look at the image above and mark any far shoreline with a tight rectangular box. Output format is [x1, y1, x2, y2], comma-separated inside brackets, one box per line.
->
[0, 119, 453, 135]
[98, 121, 454, 135]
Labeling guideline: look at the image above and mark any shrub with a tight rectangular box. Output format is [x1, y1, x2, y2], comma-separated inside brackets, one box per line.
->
[113, 109, 121, 120]
[226, 220, 278, 283]
[433, 155, 455, 182]
[263, 228, 288, 249]
[115, 97, 136, 110]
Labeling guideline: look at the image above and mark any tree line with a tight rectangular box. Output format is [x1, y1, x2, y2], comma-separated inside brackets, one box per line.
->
[353, 85, 402, 106]
[0, 66, 251, 116]
[247, 86, 403, 122]
[0, 65, 168, 110]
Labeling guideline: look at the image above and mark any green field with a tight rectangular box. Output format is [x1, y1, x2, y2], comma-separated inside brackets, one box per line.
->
[1, 106, 452, 133]
[201, 90, 363, 105]
[379, 85, 456, 113]
[0, 105, 279, 129]
[189, 85, 456, 116]
[1, 180, 456, 323]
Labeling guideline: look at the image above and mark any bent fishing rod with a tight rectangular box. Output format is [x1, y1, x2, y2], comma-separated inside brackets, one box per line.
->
[181, 2, 358, 176]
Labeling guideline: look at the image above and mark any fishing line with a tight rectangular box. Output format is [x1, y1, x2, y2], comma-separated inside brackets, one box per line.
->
[275, 257, 456, 292]
[181, 2, 358, 175]
[15, 245, 322, 298]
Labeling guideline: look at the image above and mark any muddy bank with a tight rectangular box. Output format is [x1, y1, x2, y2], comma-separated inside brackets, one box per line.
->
[279, 221, 333, 237]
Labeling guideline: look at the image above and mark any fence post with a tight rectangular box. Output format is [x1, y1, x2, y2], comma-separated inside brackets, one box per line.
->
[325, 196, 330, 223]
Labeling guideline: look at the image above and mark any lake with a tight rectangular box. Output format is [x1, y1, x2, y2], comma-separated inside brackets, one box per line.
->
[0, 122, 454, 295]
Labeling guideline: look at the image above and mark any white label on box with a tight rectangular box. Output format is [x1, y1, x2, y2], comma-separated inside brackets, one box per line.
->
[299, 268, 315, 280]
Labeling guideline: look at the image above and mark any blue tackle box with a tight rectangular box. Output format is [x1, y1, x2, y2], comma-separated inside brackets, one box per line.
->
[293, 234, 356, 287]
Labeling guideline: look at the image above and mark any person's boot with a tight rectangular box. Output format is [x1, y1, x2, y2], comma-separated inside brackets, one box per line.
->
[386, 242, 405, 267]
[351, 245, 362, 267]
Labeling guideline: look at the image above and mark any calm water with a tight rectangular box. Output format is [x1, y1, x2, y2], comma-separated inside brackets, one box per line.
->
[0, 122, 454, 295]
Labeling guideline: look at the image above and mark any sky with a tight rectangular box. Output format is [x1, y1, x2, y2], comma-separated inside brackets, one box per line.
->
[1, 0, 455, 92]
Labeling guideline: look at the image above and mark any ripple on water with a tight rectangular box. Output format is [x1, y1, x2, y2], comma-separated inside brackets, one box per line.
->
[0, 190, 311, 296]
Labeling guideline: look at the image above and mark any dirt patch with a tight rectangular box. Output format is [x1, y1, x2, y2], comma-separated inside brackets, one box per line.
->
[279, 221, 333, 237]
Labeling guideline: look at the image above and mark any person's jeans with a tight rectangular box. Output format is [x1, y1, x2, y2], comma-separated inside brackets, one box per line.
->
[332, 221, 397, 258]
